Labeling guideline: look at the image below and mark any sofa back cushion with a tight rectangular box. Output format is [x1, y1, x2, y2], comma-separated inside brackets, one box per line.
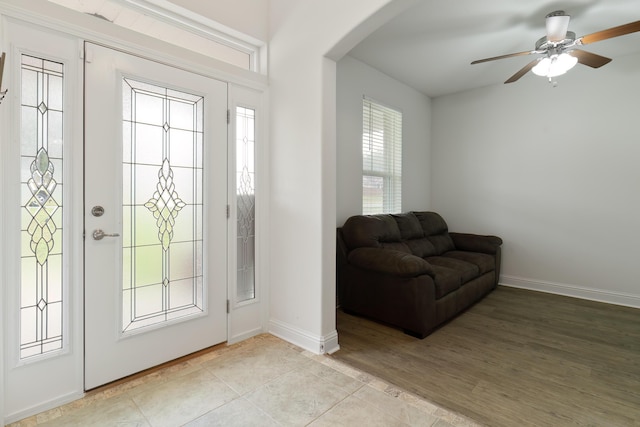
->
[405, 238, 437, 258]
[411, 211, 455, 255]
[391, 213, 424, 239]
[341, 214, 410, 253]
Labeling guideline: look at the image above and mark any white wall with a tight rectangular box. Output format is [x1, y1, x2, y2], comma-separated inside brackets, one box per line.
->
[431, 53, 640, 307]
[336, 55, 431, 226]
[267, 0, 418, 352]
[170, 0, 269, 42]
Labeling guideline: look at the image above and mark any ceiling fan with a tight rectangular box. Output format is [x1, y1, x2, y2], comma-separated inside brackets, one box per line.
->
[471, 11, 640, 84]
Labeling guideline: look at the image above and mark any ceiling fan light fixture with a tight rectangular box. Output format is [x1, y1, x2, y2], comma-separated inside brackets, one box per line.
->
[532, 53, 578, 78]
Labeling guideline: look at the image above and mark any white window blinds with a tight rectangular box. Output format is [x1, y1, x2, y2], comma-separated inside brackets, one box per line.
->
[362, 97, 402, 214]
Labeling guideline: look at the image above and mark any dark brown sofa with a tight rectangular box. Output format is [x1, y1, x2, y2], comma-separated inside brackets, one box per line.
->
[337, 211, 502, 338]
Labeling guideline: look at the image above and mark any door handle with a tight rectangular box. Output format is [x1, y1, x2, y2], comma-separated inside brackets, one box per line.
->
[93, 229, 120, 240]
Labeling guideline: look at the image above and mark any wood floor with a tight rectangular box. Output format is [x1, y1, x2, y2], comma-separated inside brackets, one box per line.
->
[332, 286, 640, 427]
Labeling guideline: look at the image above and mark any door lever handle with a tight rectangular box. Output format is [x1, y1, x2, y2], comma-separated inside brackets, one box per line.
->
[93, 229, 120, 240]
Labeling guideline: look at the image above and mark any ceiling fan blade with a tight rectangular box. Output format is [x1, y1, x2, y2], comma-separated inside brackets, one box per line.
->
[570, 49, 612, 68]
[546, 11, 571, 42]
[504, 59, 539, 84]
[471, 50, 535, 65]
[580, 20, 640, 45]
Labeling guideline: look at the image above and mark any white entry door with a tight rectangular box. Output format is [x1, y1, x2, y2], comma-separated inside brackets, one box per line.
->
[84, 43, 228, 389]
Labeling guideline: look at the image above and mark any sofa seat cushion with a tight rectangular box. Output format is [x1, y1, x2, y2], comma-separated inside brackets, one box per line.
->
[443, 251, 495, 275]
[428, 265, 462, 299]
[427, 256, 480, 284]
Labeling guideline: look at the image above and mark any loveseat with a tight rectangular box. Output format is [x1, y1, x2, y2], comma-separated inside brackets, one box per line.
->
[337, 211, 502, 338]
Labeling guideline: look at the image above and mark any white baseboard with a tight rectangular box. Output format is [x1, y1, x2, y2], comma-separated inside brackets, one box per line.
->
[500, 275, 640, 309]
[4, 391, 84, 425]
[268, 319, 340, 355]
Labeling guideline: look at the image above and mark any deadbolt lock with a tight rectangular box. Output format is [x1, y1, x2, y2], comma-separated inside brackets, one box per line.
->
[91, 206, 105, 217]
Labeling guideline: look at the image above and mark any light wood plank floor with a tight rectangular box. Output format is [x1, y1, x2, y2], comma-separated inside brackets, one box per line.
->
[332, 286, 640, 427]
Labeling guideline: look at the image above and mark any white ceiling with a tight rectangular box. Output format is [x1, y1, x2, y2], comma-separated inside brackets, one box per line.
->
[45, 0, 640, 98]
[348, 0, 640, 98]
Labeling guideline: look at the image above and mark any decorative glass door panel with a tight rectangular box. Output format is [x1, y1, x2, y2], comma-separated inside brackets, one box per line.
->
[20, 55, 64, 359]
[122, 77, 204, 333]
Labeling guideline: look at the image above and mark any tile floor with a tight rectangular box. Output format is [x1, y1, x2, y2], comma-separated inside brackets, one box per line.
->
[8, 334, 480, 427]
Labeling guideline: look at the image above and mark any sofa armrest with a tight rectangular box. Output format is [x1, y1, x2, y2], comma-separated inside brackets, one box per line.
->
[449, 232, 503, 254]
[348, 248, 434, 277]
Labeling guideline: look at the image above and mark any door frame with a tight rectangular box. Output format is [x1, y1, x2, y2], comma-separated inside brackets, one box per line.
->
[0, 2, 269, 423]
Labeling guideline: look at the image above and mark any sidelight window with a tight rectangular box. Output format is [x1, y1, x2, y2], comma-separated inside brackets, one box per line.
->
[235, 106, 256, 303]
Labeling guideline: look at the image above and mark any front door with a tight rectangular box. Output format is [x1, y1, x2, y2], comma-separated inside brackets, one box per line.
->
[84, 43, 228, 389]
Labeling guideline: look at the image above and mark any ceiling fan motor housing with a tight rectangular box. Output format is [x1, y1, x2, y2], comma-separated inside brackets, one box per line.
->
[535, 31, 576, 52]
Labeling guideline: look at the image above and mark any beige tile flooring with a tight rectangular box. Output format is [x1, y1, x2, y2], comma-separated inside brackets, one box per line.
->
[8, 334, 480, 427]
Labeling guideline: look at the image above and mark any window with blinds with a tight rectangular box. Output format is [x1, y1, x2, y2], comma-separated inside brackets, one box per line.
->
[362, 97, 402, 214]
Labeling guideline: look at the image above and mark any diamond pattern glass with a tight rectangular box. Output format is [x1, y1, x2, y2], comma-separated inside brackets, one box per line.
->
[20, 55, 64, 359]
[122, 77, 204, 333]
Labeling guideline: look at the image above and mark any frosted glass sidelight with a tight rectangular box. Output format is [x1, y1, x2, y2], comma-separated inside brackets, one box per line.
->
[122, 77, 204, 333]
[236, 107, 256, 303]
[19, 55, 64, 359]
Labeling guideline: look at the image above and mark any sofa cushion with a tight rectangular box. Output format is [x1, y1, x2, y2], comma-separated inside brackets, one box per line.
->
[391, 213, 424, 239]
[428, 234, 456, 255]
[348, 248, 434, 277]
[412, 211, 455, 254]
[443, 251, 495, 275]
[426, 256, 480, 284]
[341, 214, 401, 250]
[412, 211, 448, 235]
[428, 265, 462, 299]
[405, 238, 437, 258]
[379, 241, 412, 253]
